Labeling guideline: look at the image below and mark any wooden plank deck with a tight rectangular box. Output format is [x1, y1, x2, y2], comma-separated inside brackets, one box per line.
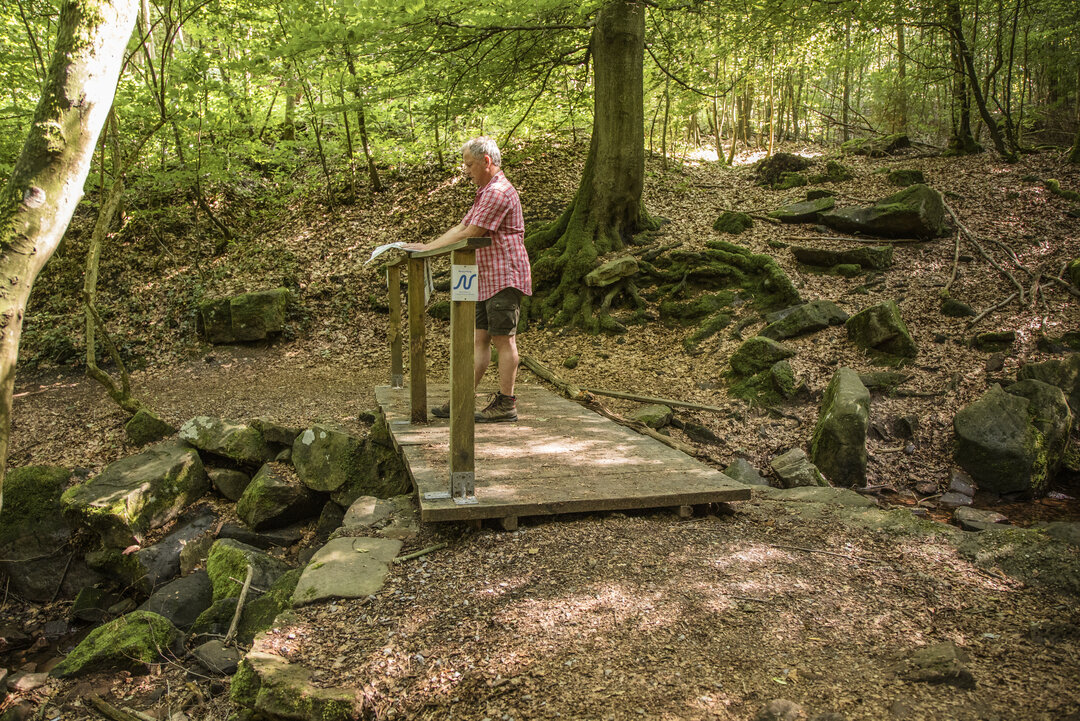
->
[375, 384, 751, 523]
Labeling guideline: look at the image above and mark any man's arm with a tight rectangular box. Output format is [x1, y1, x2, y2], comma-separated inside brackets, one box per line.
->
[402, 223, 488, 252]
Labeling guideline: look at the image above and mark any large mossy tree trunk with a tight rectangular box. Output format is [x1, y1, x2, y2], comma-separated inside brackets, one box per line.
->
[526, 0, 658, 333]
[0, 0, 139, 513]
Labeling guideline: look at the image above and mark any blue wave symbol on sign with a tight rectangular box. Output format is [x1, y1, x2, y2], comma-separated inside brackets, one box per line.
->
[453, 274, 476, 290]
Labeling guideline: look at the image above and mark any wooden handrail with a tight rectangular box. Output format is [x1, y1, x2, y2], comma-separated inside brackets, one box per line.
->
[386, 236, 491, 505]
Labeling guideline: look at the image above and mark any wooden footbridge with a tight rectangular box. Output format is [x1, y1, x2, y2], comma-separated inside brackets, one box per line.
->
[378, 239, 750, 527]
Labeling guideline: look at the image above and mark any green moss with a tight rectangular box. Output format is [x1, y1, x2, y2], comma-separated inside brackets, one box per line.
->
[0, 466, 69, 547]
[835, 263, 861, 277]
[774, 172, 808, 190]
[51, 611, 180, 678]
[660, 292, 735, 323]
[238, 568, 302, 643]
[563, 355, 580, 369]
[972, 331, 1016, 352]
[207, 541, 254, 601]
[713, 211, 753, 234]
[1046, 179, 1080, 202]
[683, 313, 732, 352]
[730, 336, 796, 376]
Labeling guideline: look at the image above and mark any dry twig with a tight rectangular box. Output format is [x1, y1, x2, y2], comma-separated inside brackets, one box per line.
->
[969, 292, 1018, 327]
[224, 564, 254, 646]
[393, 542, 448, 564]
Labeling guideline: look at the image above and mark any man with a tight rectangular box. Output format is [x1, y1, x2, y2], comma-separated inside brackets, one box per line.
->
[403, 137, 531, 422]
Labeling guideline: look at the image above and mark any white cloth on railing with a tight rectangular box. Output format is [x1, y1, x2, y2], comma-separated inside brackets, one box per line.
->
[368, 242, 434, 306]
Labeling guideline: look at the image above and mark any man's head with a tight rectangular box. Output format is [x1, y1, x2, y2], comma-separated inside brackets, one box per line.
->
[461, 136, 501, 187]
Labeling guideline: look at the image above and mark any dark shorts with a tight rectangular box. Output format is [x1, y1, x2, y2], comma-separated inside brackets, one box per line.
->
[476, 287, 523, 336]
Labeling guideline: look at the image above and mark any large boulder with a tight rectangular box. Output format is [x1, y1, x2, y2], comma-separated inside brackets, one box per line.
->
[769, 449, 828, 488]
[124, 409, 176, 447]
[840, 133, 910, 157]
[191, 569, 302, 646]
[1017, 355, 1080, 414]
[179, 416, 276, 466]
[760, 300, 849, 341]
[50, 611, 182, 678]
[206, 539, 290, 602]
[0, 466, 99, 602]
[293, 418, 410, 505]
[820, 184, 945, 239]
[291, 537, 402, 606]
[86, 507, 218, 592]
[953, 384, 1066, 497]
[198, 288, 289, 344]
[845, 300, 918, 359]
[61, 441, 208, 547]
[1004, 380, 1074, 477]
[768, 196, 835, 223]
[237, 462, 321, 531]
[231, 652, 363, 721]
[137, 570, 213, 630]
[790, 245, 894, 270]
[729, 336, 796, 376]
[811, 368, 871, 487]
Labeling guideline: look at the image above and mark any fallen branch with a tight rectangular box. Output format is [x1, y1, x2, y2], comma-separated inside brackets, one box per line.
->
[769, 544, 885, 563]
[944, 202, 1025, 303]
[393, 542, 448, 564]
[520, 354, 583, 399]
[748, 213, 782, 225]
[224, 564, 254, 646]
[86, 695, 144, 721]
[968, 292, 1018, 327]
[944, 229, 961, 295]
[1043, 274, 1080, 299]
[580, 387, 729, 413]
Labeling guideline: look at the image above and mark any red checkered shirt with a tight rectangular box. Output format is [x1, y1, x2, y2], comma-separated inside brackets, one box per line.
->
[463, 171, 532, 301]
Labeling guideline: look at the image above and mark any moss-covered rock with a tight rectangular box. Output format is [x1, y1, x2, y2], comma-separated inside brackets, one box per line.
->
[562, 354, 580, 369]
[761, 300, 849, 341]
[61, 441, 208, 547]
[179, 416, 275, 466]
[585, 255, 639, 288]
[806, 188, 836, 200]
[1018, 355, 1080, 414]
[231, 651, 363, 721]
[941, 297, 976, 317]
[0, 466, 78, 602]
[820, 184, 945, 239]
[888, 169, 925, 187]
[754, 152, 813, 187]
[953, 385, 1050, 497]
[328, 417, 411, 507]
[858, 371, 909, 392]
[971, 331, 1015, 352]
[713, 211, 753, 234]
[207, 467, 252, 501]
[1068, 258, 1080, 288]
[769, 196, 835, 224]
[835, 263, 861, 277]
[774, 172, 808, 190]
[770, 448, 828, 488]
[841, 133, 910, 157]
[770, 360, 798, 399]
[200, 288, 289, 344]
[632, 404, 673, 429]
[291, 424, 361, 493]
[683, 312, 732, 353]
[811, 368, 870, 487]
[237, 462, 320, 531]
[206, 538, 290, 602]
[790, 245, 894, 270]
[823, 160, 854, 181]
[845, 300, 918, 359]
[1004, 379, 1074, 478]
[50, 611, 181, 678]
[426, 300, 451, 320]
[124, 410, 176, 447]
[730, 336, 796, 376]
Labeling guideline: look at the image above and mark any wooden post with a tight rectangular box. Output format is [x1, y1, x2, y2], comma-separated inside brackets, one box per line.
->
[449, 247, 477, 503]
[407, 256, 427, 423]
[388, 263, 403, 388]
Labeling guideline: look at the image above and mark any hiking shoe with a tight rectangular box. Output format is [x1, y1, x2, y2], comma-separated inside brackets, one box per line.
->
[430, 402, 450, 418]
[475, 392, 518, 423]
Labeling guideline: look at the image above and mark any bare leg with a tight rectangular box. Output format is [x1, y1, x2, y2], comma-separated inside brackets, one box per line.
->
[491, 334, 519, 396]
[474, 329, 491, 388]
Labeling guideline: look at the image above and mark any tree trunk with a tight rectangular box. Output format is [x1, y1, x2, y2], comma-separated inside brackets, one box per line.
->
[842, 16, 851, 143]
[896, 5, 907, 133]
[0, 0, 139, 513]
[945, 0, 981, 155]
[949, 8, 1017, 161]
[1069, 124, 1080, 165]
[525, 0, 656, 333]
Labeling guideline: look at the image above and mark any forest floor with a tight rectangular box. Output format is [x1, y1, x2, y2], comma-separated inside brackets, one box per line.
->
[3, 139, 1080, 720]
